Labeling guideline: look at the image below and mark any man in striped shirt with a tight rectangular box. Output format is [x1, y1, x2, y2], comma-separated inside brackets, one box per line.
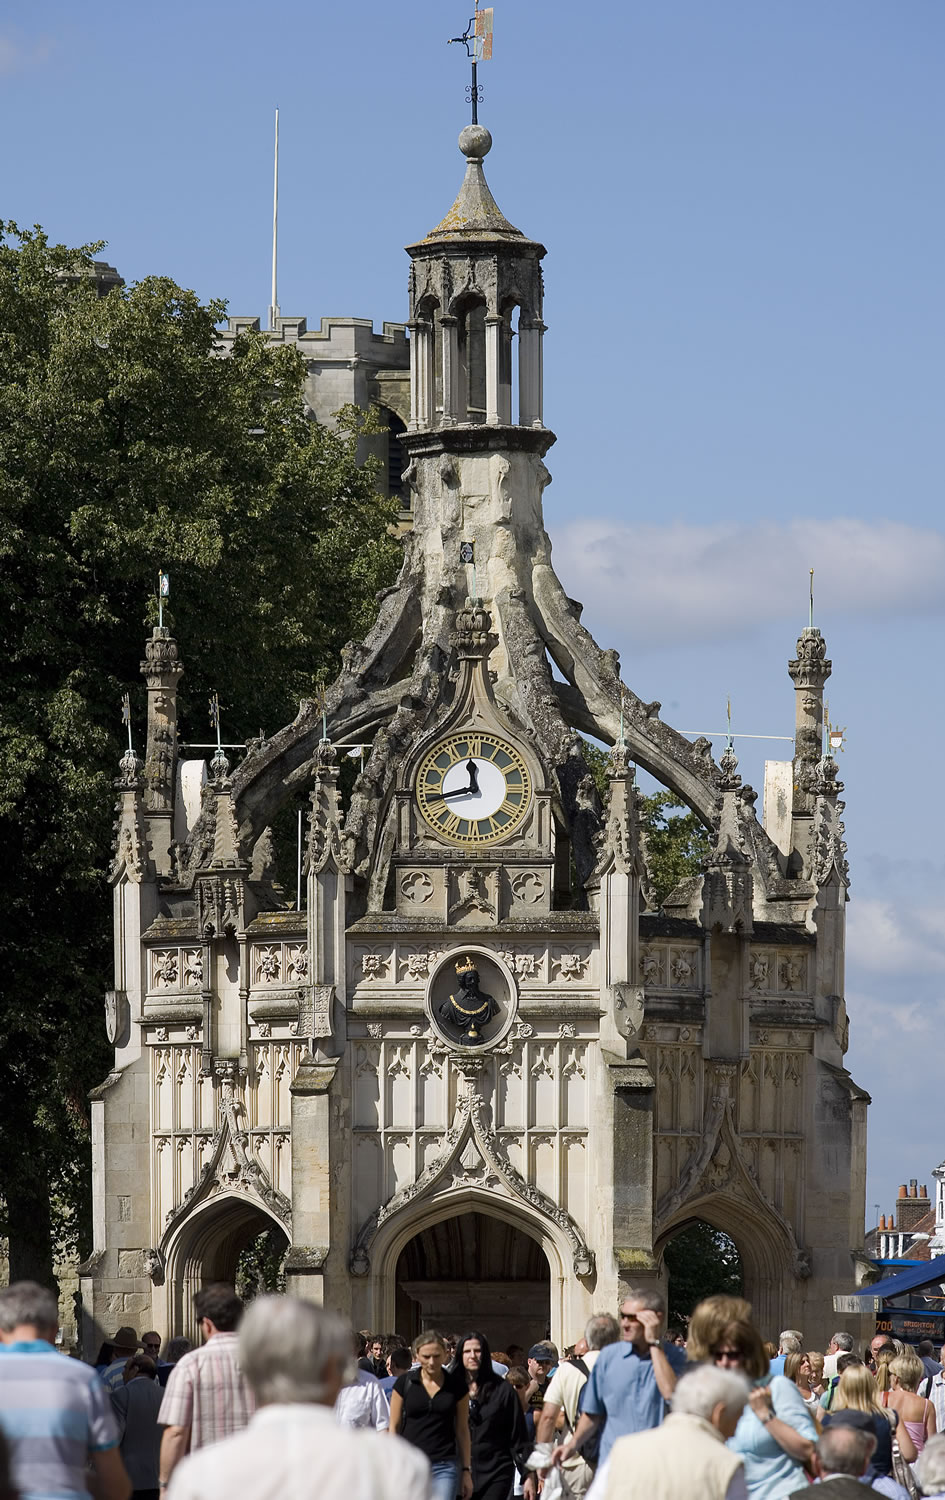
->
[0, 1281, 131, 1500]
[158, 1283, 254, 1490]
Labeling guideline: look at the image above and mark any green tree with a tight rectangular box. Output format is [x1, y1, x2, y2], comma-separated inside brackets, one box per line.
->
[638, 790, 712, 907]
[664, 1221, 744, 1332]
[0, 223, 400, 1283]
[581, 742, 710, 906]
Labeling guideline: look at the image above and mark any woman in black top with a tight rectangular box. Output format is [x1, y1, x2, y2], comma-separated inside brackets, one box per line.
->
[455, 1331, 530, 1500]
[389, 1330, 473, 1500]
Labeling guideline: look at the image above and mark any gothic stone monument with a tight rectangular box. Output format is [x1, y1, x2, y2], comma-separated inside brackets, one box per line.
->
[84, 120, 867, 1351]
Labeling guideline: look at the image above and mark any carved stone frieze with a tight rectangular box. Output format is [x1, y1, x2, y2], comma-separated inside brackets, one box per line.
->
[348, 1074, 594, 1278]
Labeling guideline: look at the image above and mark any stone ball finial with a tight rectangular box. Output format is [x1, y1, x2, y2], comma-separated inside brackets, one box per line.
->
[459, 124, 492, 159]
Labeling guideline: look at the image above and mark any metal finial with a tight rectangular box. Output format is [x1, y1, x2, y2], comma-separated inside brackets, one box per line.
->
[121, 692, 133, 755]
[449, 3, 493, 124]
[314, 678, 329, 744]
[209, 691, 222, 753]
[809, 568, 814, 629]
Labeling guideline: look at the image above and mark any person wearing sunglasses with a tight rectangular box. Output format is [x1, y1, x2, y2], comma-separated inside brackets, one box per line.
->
[711, 1320, 816, 1499]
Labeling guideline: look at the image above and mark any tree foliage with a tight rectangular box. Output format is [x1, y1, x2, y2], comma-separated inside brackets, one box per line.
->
[664, 1221, 744, 1331]
[581, 742, 711, 906]
[0, 223, 401, 1281]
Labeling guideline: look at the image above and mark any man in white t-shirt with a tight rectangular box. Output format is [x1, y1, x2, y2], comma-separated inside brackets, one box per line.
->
[822, 1331, 854, 1379]
[535, 1314, 620, 1496]
[334, 1334, 390, 1431]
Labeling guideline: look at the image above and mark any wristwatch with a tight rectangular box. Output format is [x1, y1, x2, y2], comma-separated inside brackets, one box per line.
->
[758, 1409, 773, 1424]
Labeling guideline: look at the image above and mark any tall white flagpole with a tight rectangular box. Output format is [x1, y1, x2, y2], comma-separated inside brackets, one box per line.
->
[269, 107, 280, 330]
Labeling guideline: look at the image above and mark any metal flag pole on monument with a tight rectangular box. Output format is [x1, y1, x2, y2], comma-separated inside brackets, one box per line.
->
[449, 3, 494, 124]
[269, 107, 281, 331]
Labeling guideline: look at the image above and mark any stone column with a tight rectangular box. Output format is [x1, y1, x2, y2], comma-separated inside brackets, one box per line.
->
[518, 320, 544, 427]
[140, 628, 183, 876]
[441, 317, 460, 425]
[408, 320, 420, 431]
[485, 315, 502, 425]
[787, 628, 831, 874]
[286, 1055, 339, 1304]
[609, 1056, 659, 1300]
[409, 321, 435, 431]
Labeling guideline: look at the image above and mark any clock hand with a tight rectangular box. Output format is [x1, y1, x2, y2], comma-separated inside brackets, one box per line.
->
[430, 761, 481, 801]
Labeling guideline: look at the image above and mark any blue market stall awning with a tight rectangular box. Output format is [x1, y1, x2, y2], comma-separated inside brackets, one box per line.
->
[849, 1254, 945, 1301]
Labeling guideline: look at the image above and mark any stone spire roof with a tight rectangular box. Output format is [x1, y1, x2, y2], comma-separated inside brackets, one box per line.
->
[422, 124, 525, 243]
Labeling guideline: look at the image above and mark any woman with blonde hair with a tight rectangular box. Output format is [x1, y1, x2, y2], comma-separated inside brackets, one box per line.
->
[685, 1295, 752, 1364]
[875, 1348, 936, 1454]
[784, 1351, 820, 1414]
[389, 1329, 473, 1500]
[824, 1362, 917, 1472]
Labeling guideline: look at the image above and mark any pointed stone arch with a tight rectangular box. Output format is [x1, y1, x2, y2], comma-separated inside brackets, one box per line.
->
[365, 1184, 576, 1343]
[159, 1190, 289, 1341]
[655, 1191, 799, 1338]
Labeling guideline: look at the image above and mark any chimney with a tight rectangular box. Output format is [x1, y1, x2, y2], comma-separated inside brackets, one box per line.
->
[897, 1179, 931, 1232]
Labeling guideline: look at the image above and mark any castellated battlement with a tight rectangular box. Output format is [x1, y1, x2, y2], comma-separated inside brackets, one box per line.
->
[217, 313, 411, 496]
[222, 313, 409, 354]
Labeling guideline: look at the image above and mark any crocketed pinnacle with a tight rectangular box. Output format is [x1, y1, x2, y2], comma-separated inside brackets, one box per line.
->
[423, 125, 524, 242]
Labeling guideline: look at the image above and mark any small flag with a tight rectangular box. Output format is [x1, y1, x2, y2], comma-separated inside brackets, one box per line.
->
[460, 541, 475, 565]
[209, 693, 220, 730]
[159, 572, 169, 598]
[121, 692, 131, 726]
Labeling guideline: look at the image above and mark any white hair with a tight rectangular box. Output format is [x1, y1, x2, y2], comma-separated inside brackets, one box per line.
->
[779, 1330, 803, 1354]
[831, 1332, 854, 1352]
[671, 1365, 750, 1422]
[916, 1433, 945, 1494]
[239, 1296, 350, 1405]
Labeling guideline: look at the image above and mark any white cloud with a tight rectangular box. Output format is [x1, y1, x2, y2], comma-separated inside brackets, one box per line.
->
[847, 896, 945, 979]
[550, 517, 945, 645]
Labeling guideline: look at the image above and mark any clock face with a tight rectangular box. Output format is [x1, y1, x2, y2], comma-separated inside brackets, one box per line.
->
[416, 733, 532, 846]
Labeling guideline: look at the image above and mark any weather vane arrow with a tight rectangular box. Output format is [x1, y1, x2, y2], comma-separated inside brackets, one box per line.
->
[448, 3, 493, 124]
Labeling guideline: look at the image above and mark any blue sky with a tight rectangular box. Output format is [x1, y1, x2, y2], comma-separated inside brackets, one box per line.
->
[4, 1, 943, 1236]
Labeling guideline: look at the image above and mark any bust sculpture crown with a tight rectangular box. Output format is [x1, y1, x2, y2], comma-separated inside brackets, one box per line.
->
[455, 955, 476, 975]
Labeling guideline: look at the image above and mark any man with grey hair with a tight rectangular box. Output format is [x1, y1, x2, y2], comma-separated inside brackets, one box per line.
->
[0, 1281, 131, 1500]
[583, 1365, 750, 1499]
[823, 1331, 855, 1379]
[166, 1296, 431, 1500]
[788, 1425, 876, 1498]
[536, 1314, 620, 1495]
[551, 1289, 687, 1473]
[769, 1329, 804, 1377]
[916, 1431, 945, 1499]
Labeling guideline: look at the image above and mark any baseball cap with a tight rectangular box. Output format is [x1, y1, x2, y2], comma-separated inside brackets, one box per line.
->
[527, 1342, 557, 1363]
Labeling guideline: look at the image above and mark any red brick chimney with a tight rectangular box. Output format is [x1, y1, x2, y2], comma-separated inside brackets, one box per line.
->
[897, 1179, 931, 1232]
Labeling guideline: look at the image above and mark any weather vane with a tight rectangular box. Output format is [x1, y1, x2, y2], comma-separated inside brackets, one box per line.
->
[448, 3, 493, 124]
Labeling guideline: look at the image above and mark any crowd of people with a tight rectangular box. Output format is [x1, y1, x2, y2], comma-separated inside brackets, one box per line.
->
[3, 1279, 945, 1500]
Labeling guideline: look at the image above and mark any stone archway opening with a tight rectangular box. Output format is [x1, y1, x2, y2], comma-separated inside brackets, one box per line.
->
[661, 1217, 744, 1338]
[165, 1195, 289, 1341]
[394, 1210, 551, 1350]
